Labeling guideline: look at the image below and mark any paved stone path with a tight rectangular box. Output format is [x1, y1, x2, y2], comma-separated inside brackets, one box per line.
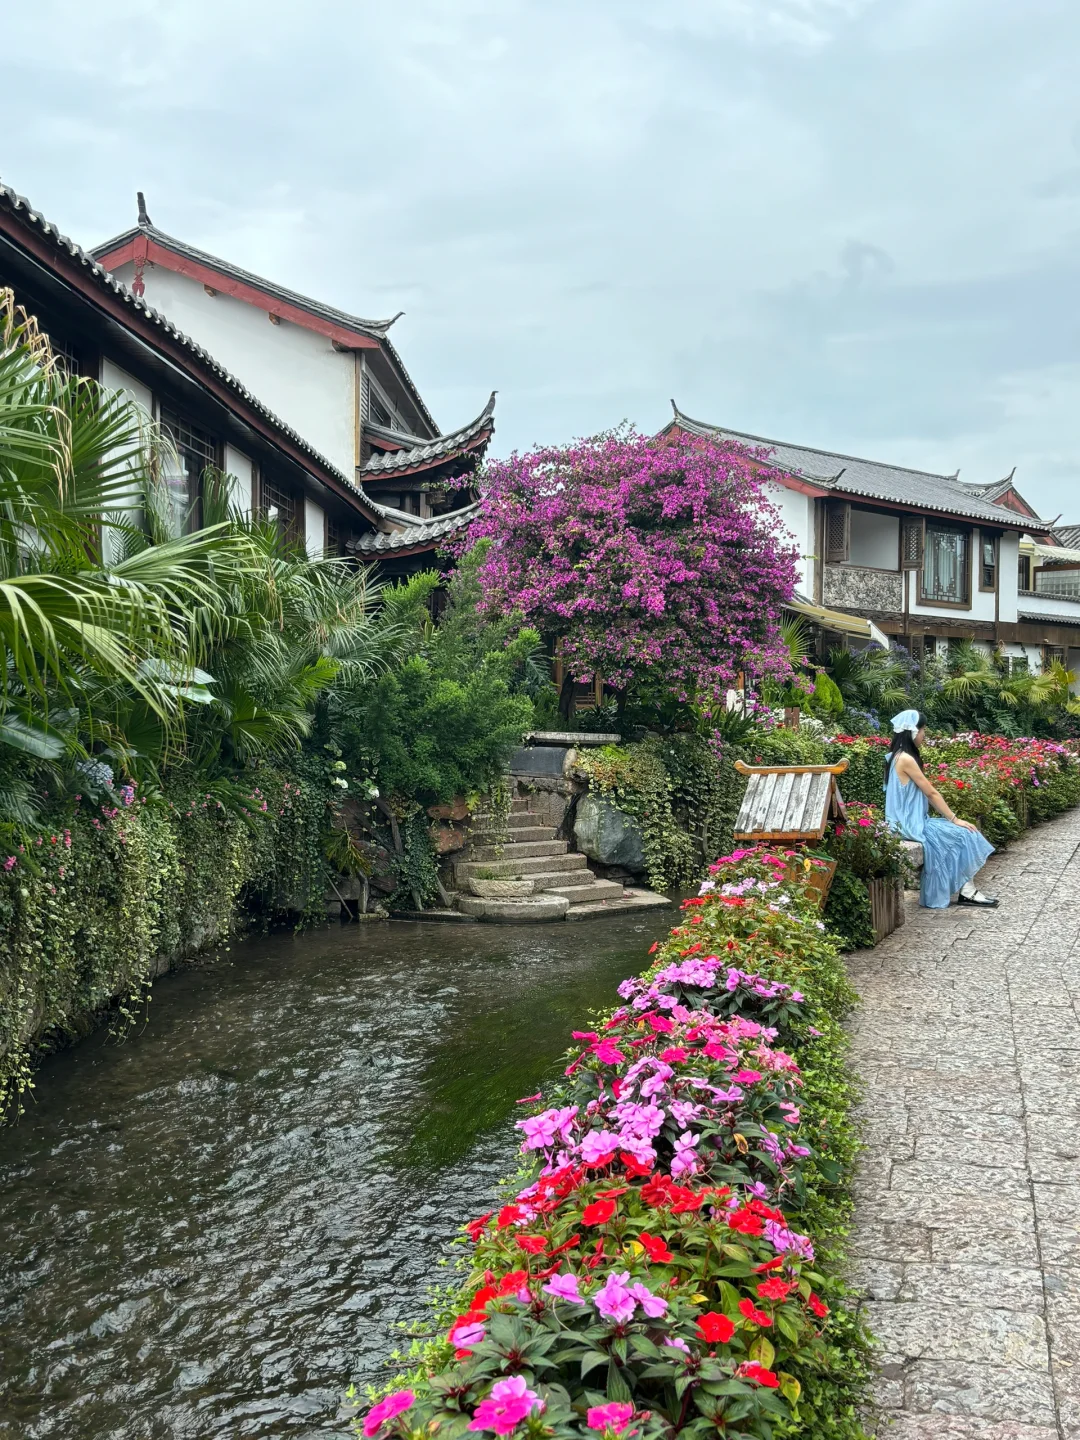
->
[847, 804, 1080, 1440]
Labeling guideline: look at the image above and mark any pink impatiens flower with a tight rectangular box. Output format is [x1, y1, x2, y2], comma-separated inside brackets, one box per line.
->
[587, 1402, 635, 1432]
[469, 1376, 544, 1434]
[543, 1271, 585, 1304]
[363, 1390, 415, 1437]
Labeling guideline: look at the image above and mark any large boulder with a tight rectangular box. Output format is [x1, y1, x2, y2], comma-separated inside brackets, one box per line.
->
[574, 796, 645, 870]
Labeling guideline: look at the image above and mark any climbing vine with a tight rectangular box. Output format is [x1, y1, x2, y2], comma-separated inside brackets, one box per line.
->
[0, 760, 335, 1120]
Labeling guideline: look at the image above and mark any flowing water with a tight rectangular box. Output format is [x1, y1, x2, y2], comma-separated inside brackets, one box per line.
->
[0, 909, 675, 1440]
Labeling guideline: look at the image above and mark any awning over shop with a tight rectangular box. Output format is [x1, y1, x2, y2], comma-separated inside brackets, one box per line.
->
[784, 595, 890, 650]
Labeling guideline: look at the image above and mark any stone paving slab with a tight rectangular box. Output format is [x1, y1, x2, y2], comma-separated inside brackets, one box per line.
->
[847, 806, 1080, 1437]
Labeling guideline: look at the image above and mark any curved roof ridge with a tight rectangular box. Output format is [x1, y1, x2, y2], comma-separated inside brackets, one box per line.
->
[92, 219, 401, 339]
[670, 401, 959, 484]
[361, 392, 496, 477]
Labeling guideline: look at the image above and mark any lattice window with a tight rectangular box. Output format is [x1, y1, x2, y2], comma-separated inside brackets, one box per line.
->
[825, 501, 850, 563]
[260, 474, 300, 544]
[159, 407, 220, 533]
[900, 517, 924, 570]
[922, 527, 970, 604]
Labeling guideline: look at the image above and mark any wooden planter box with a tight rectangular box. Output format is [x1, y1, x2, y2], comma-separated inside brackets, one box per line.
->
[868, 875, 906, 943]
[783, 858, 837, 909]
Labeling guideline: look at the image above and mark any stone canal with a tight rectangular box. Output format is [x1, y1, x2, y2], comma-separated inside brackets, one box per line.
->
[0, 910, 674, 1439]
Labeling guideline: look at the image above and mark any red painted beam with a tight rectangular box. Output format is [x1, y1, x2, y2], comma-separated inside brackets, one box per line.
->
[95, 236, 380, 350]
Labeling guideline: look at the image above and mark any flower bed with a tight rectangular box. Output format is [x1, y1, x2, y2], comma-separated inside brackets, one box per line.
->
[921, 734, 1080, 845]
[356, 849, 871, 1440]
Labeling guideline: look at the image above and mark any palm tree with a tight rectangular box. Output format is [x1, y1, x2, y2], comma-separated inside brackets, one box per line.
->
[0, 289, 394, 827]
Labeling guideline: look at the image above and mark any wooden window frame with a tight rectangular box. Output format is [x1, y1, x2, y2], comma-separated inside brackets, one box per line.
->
[1018, 553, 1033, 593]
[978, 530, 998, 593]
[919, 524, 972, 610]
[158, 405, 221, 533]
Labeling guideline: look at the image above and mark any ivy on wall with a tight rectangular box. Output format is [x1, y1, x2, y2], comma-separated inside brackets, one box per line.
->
[0, 760, 334, 1119]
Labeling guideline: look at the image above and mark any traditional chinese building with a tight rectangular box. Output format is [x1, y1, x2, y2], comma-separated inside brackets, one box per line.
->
[56, 190, 498, 567]
[663, 404, 1080, 677]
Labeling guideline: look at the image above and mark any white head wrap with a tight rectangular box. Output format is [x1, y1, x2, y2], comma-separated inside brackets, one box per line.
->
[891, 708, 921, 735]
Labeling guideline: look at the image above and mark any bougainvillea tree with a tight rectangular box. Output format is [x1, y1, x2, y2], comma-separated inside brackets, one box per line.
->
[461, 429, 800, 712]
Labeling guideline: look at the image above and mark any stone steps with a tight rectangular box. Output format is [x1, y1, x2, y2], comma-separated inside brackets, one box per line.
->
[456, 893, 571, 923]
[544, 877, 624, 903]
[566, 889, 672, 922]
[469, 826, 557, 846]
[455, 852, 589, 884]
[468, 838, 568, 862]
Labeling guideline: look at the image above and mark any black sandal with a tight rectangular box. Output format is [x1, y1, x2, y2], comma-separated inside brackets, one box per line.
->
[957, 891, 999, 907]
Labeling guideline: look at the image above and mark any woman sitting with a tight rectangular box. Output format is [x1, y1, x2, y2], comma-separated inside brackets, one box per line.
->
[884, 708, 998, 909]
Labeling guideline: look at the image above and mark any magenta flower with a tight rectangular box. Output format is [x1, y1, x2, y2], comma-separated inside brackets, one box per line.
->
[628, 1280, 668, 1319]
[469, 1376, 543, 1434]
[586, 1403, 635, 1433]
[448, 1319, 486, 1348]
[542, 1271, 585, 1304]
[593, 1271, 636, 1324]
[456, 429, 799, 703]
[363, 1390, 415, 1437]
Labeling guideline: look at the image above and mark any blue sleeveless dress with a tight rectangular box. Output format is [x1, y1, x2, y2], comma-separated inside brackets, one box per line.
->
[884, 755, 994, 909]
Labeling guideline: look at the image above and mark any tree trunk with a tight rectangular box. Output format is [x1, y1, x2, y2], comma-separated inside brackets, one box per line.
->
[559, 670, 576, 723]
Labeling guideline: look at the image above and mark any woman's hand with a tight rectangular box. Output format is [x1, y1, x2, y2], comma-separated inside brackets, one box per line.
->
[954, 818, 979, 833]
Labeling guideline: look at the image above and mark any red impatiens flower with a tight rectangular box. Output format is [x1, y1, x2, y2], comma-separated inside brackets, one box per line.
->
[582, 1198, 617, 1226]
[727, 1206, 764, 1236]
[756, 1277, 794, 1301]
[695, 1311, 735, 1344]
[738, 1298, 773, 1327]
[738, 1361, 780, 1388]
[808, 1293, 830, 1319]
[516, 1235, 547, 1254]
[497, 1204, 527, 1230]
[639, 1174, 671, 1207]
[620, 1152, 653, 1179]
[753, 1256, 785, 1274]
[648, 942, 659, 954]
[637, 1232, 674, 1264]
[465, 1211, 494, 1242]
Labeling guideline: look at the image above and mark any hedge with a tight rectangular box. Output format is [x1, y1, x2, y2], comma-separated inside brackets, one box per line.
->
[354, 847, 873, 1440]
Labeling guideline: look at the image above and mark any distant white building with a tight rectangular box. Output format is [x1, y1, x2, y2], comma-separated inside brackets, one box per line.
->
[664, 404, 1080, 678]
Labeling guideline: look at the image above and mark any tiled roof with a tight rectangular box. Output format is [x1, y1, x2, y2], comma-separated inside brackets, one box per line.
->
[361, 393, 495, 476]
[0, 182, 381, 521]
[1051, 524, 1080, 549]
[92, 214, 438, 435]
[349, 502, 479, 554]
[669, 403, 1041, 529]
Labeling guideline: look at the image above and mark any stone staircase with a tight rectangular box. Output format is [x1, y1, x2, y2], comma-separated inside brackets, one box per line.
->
[452, 796, 670, 923]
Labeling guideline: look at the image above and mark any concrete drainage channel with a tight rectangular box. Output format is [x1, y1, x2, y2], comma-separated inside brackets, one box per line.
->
[437, 732, 670, 924]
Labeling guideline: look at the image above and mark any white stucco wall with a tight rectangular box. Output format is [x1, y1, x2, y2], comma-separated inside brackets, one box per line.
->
[997, 532, 1020, 624]
[99, 359, 154, 563]
[223, 444, 254, 517]
[848, 509, 899, 570]
[304, 497, 326, 557]
[109, 262, 356, 477]
[765, 482, 814, 594]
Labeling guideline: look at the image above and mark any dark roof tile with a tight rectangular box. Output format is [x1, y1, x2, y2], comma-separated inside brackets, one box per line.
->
[669, 403, 1042, 529]
[361, 393, 495, 476]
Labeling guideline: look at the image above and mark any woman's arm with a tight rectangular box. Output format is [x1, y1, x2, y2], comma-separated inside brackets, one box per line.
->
[895, 755, 980, 831]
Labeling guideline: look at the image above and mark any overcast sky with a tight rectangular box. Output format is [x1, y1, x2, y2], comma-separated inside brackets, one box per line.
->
[6, 0, 1080, 516]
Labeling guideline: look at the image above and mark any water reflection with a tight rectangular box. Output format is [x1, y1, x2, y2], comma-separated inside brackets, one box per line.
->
[0, 910, 671, 1439]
